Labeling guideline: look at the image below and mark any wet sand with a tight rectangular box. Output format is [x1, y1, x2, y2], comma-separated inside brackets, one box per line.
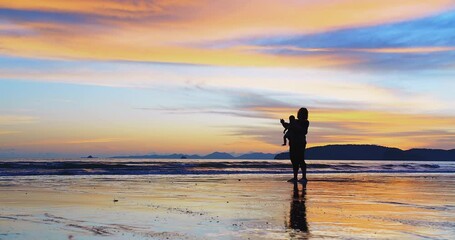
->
[1, 173, 454, 239]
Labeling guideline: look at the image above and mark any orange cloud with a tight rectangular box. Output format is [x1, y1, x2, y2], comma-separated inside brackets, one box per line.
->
[2, 0, 453, 36]
[2, 107, 454, 155]
[64, 138, 123, 144]
[0, 35, 358, 67]
[1, 0, 454, 66]
[0, 0, 185, 18]
[310, 110, 455, 149]
[0, 115, 37, 125]
[0, 130, 20, 135]
[242, 107, 455, 149]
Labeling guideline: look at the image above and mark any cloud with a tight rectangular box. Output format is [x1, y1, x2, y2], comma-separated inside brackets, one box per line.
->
[136, 107, 273, 119]
[0, 148, 15, 152]
[0, 1, 186, 20]
[0, 1, 454, 67]
[0, 115, 37, 125]
[253, 11, 455, 48]
[249, 46, 455, 71]
[64, 138, 123, 144]
[130, 75, 449, 118]
[0, 115, 36, 138]
[192, 87, 455, 148]
[248, 10, 455, 70]
[225, 107, 455, 149]
[226, 126, 282, 146]
[2, 55, 451, 119]
[133, 87, 367, 120]
[1, 1, 454, 152]
[0, 130, 19, 135]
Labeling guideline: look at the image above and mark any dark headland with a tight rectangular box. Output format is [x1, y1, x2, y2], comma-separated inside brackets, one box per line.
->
[112, 144, 455, 161]
[275, 144, 455, 161]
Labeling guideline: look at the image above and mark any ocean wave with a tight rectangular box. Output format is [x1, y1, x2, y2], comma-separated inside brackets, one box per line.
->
[0, 160, 454, 176]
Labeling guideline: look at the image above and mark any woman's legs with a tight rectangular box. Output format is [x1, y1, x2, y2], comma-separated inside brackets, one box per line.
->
[289, 149, 301, 181]
[290, 144, 307, 182]
[300, 161, 307, 181]
[299, 144, 307, 181]
[292, 161, 299, 180]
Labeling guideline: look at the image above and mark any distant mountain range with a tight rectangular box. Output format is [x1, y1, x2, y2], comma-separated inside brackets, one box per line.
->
[112, 144, 455, 161]
[112, 151, 277, 160]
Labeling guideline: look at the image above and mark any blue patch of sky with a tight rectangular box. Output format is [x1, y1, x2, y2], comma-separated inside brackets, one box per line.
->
[0, 56, 84, 70]
[0, 74, 232, 121]
[0, 80, 133, 116]
[0, 8, 95, 25]
[251, 10, 455, 49]
[245, 11, 455, 71]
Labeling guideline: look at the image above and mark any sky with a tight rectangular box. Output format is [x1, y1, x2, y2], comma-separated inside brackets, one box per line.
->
[1, 0, 455, 158]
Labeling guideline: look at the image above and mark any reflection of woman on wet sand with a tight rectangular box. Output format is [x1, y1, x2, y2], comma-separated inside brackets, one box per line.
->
[281, 107, 310, 183]
[286, 183, 308, 234]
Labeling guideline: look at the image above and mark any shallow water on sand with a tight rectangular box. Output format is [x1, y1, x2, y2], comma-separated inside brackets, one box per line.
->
[1, 173, 454, 239]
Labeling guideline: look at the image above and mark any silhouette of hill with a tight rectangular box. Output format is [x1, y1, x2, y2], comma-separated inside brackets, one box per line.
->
[113, 151, 278, 160]
[237, 152, 277, 159]
[112, 145, 455, 161]
[204, 152, 235, 159]
[113, 153, 197, 159]
[274, 144, 455, 161]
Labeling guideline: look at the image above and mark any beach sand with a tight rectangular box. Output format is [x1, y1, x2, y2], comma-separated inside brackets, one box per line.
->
[1, 174, 454, 239]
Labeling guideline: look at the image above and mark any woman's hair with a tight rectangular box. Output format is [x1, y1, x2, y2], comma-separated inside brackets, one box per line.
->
[297, 108, 308, 120]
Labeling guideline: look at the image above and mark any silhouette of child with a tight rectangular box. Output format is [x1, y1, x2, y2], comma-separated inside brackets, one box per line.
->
[281, 115, 296, 146]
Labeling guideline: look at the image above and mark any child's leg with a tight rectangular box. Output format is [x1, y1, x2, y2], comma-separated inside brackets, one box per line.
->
[282, 136, 287, 146]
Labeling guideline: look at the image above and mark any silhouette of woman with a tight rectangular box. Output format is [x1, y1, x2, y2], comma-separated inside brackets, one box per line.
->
[288, 108, 309, 183]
